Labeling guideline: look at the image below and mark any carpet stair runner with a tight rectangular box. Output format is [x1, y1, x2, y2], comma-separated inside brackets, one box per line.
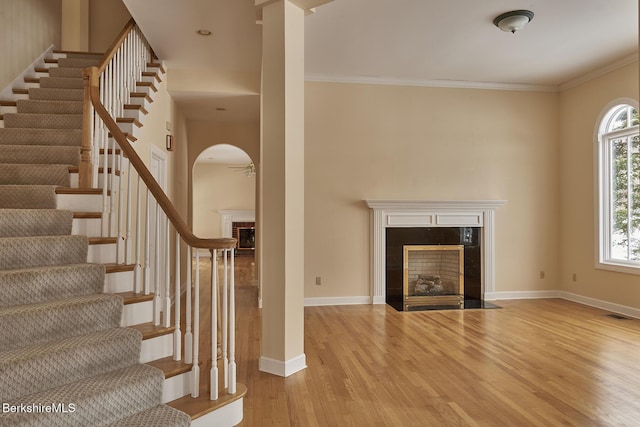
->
[0, 52, 189, 426]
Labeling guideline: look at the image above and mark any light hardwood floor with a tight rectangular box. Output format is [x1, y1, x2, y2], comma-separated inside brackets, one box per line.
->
[227, 269, 640, 426]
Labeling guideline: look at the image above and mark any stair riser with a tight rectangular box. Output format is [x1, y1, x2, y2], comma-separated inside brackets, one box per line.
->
[140, 334, 173, 363]
[57, 193, 104, 211]
[118, 122, 141, 138]
[69, 173, 120, 189]
[129, 96, 151, 111]
[88, 242, 116, 263]
[72, 217, 102, 237]
[105, 269, 135, 293]
[121, 300, 154, 327]
[162, 372, 192, 403]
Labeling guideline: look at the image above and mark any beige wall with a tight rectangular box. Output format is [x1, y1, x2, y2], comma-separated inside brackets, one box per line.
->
[192, 163, 256, 237]
[559, 61, 640, 308]
[89, 0, 130, 52]
[304, 82, 561, 300]
[0, 0, 61, 90]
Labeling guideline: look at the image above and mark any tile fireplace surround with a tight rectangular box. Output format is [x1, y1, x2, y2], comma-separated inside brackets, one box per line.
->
[366, 200, 506, 304]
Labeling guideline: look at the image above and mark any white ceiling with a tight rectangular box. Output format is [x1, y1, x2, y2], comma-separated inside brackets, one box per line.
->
[124, 0, 638, 122]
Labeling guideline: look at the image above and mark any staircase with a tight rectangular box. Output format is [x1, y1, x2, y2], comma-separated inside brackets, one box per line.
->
[0, 49, 245, 425]
[0, 51, 193, 426]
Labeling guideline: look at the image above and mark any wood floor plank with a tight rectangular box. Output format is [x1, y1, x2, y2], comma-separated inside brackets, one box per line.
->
[228, 281, 640, 426]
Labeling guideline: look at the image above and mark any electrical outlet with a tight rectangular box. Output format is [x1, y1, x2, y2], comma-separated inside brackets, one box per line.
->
[315, 276, 322, 286]
[539, 271, 545, 279]
[572, 273, 577, 282]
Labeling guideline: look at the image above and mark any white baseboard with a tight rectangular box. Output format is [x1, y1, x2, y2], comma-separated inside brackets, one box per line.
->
[558, 291, 640, 319]
[488, 290, 640, 319]
[304, 296, 372, 306]
[259, 354, 306, 377]
[302, 291, 640, 319]
[487, 290, 561, 300]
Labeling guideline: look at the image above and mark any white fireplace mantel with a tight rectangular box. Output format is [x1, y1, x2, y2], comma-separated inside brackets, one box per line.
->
[219, 210, 255, 238]
[365, 200, 506, 304]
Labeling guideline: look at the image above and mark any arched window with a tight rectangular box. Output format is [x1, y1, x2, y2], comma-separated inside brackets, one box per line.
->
[597, 101, 640, 272]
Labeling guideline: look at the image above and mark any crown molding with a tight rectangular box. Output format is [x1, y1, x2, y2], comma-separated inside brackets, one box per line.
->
[558, 53, 639, 92]
[306, 52, 640, 94]
[305, 74, 559, 93]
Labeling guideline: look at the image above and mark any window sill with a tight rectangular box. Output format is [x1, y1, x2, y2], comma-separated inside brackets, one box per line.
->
[596, 260, 640, 276]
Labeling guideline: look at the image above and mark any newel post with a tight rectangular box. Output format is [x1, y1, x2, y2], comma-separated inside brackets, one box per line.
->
[80, 67, 98, 188]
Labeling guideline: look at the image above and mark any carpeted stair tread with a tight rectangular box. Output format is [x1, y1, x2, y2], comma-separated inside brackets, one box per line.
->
[29, 87, 83, 101]
[3, 112, 83, 129]
[0, 293, 122, 351]
[0, 208, 72, 237]
[0, 128, 81, 146]
[0, 185, 57, 209]
[107, 404, 191, 427]
[0, 327, 142, 401]
[57, 57, 101, 68]
[0, 235, 88, 270]
[0, 144, 80, 165]
[0, 263, 104, 307]
[49, 66, 84, 78]
[0, 364, 164, 427]
[39, 76, 84, 89]
[17, 99, 83, 114]
[0, 163, 70, 186]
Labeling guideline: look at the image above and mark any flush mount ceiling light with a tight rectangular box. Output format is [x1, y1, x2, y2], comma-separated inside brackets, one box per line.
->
[493, 10, 534, 33]
[196, 29, 212, 36]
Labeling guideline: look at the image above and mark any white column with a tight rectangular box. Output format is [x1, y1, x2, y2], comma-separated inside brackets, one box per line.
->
[258, 0, 307, 378]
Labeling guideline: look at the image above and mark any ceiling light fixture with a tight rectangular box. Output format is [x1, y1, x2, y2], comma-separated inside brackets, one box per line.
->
[493, 10, 534, 34]
[196, 29, 212, 36]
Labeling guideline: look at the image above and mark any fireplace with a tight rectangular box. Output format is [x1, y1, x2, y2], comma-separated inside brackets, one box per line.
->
[366, 200, 506, 307]
[237, 227, 256, 250]
[403, 245, 464, 310]
[387, 227, 480, 311]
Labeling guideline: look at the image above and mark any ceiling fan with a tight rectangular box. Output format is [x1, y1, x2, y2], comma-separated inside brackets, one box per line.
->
[228, 162, 256, 176]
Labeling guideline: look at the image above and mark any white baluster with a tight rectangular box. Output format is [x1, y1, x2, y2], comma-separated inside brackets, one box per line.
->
[164, 215, 171, 328]
[125, 157, 132, 264]
[184, 245, 193, 364]
[173, 231, 181, 361]
[144, 188, 151, 295]
[191, 249, 201, 398]
[101, 116, 109, 238]
[108, 138, 116, 236]
[115, 148, 123, 261]
[210, 249, 218, 400]
[154, 200, 161, 325]
[228, 248, 236, 394]
[222, 249, 228, 388]
[134, 175, 142, 294]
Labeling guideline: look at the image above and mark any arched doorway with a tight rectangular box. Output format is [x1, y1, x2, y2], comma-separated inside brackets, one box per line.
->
[192, 143, 257, 285]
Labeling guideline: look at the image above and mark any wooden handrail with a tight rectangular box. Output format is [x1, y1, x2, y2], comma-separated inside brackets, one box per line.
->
[97, 18, 137, 74]
[82, 66, 236, 250]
